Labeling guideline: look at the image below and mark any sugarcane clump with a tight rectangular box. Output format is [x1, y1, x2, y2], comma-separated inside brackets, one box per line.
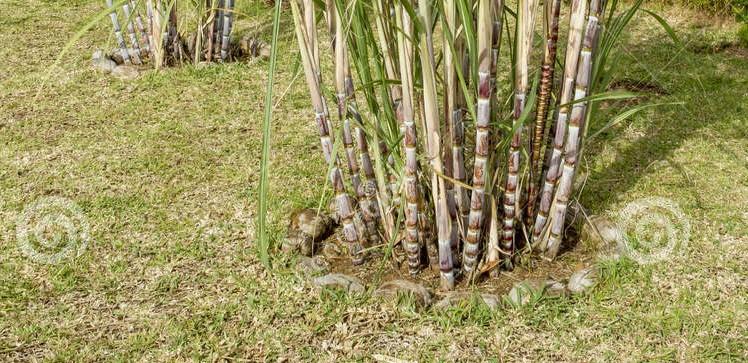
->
[288, 0, 610, 290]
[101, 0, 268, 70]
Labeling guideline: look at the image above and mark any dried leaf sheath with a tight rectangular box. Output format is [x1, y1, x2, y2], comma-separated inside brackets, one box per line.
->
[396, 4, 423, 274]
[304, 0, 320, 83]
[544, 0, 604, 258]
[419, 0, 455, 290]
[106, 0, 132, 64]
[527, 0, 561, 224]
[491, 0, 504, 96]
[486, 196, 501, 275]
[147, 0, 164, 68]
[462, 0, 493, 274]
[291, 0, 364, 264]
[532, 0, 587, 247]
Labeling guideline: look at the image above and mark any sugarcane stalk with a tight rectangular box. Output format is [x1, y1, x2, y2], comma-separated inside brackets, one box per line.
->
[304, 0, 320, 81]
[418, 0, 455, 290]
[340, 118, 367, 229]
[532, 0, 587, 247]
[304, 0, 332, 141]
[544, 0, 604, 259]
[482, 0, 505, 272]
[369, 139, 395, 241]
[330, 4, 380, 246]
[106, 0, 132, 65]
[421, 208, 439, 272]
[213, 0, 224, 57]
[130, 0, 151, 55]
[396, 3, 423, 274]
[324, 0, 335, 44]
[501, 0, 538, 263]
[220, 0, 234, 61]
[451, 91, 469, 242]
[372, 0, 401, 223]
[206, 0, 216, 61]
[291, 0, 365, 265]
[490, 0, 504, 96]
[451, 47, 470, 246]
[144, 0, 157, 55]
[577, 0, 606, 166]
[352, 111, 381, 236]
[122, 1, 143, 64]
[373, 0, 401, 210]
[527, 0, 561, 226]
[333, 8, 362, 203]
[462, 0, 493, 275]
[167, 1, 180, 61]
[443, 0, 461, 265]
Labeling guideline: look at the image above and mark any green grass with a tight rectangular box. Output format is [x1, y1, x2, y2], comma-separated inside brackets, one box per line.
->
[0, 0, 746, 361]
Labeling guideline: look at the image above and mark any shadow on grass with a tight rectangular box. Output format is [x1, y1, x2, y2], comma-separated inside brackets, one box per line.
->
[579, 33, 748, 217]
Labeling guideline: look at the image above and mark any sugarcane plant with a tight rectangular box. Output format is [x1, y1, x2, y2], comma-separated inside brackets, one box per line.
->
[285, 0, 673, 290]
[103, 0, 239, 68]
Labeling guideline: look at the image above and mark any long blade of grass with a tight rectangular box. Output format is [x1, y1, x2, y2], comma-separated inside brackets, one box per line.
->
[257, 0, 284, 269]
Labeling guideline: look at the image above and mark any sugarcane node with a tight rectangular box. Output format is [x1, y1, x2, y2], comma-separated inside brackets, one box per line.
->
[469, 194, 484, 212]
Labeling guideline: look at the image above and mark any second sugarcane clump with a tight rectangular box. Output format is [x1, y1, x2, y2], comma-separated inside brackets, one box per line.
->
[103, 0, 270, 69]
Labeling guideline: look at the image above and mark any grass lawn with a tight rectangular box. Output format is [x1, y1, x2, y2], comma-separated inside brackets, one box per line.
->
[1, 0, 746, 361]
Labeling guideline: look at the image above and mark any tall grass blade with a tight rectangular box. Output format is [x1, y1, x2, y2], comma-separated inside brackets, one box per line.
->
[257, 0, 284, 269]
